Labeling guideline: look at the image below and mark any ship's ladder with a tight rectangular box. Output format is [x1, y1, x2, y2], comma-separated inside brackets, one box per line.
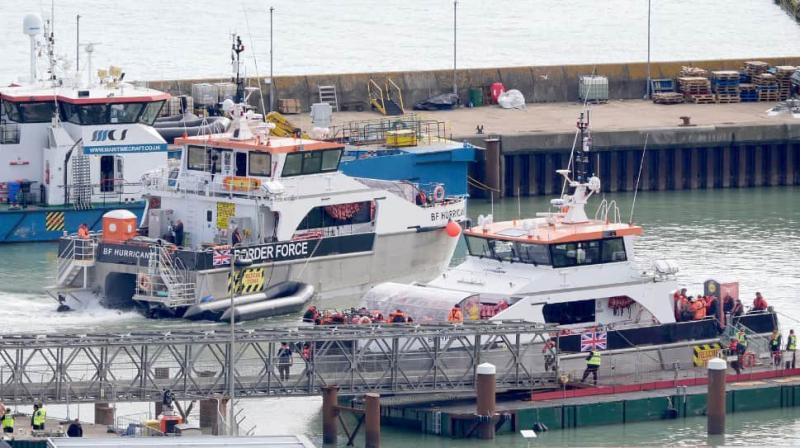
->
[368, 78, 405, 116]
[135, 245, 196, 308]
[318, 85, 339, 111]
[70, 153, 93, 210]
[56, 237, 96, 287]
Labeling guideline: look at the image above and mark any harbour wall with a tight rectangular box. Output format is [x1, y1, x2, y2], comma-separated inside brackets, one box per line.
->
[465, 124, 800, 197]
[146, 57, 800, 112]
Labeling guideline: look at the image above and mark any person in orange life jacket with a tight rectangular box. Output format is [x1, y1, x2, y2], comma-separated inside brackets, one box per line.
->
[390, 309, 408, 323]
[447, 304, 464, 323]
[302, 306, 319, 323]
[77, 223, 90, 239]
[728, 337, 742, 375]
[690, 297, 706, 320]
[752, 292, 768, 312]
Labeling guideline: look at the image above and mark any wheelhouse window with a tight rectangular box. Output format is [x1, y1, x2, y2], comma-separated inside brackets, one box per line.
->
[517, 242, 551, 265]
[465, 235, 492, 258]
[138, 101, 164, 125]
[109, 103, 143, 123]
[551, 237, 627, 268]
[542, 300, 596, 325]
[2, 101, 55, 123]
[465, 235, 553, 265]
[186, 145, 208, 171]
[78, 104, 109, 125]
[249, 152, 272, 176]
[281, 149, 342, 177]
[59, 102, 81, 124]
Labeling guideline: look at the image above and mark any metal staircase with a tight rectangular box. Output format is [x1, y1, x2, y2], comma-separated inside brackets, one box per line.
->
[71, 154, 93, 210]
[318, 85, 339, 111]
[134, 245, 196, 308]
[367, 78, 405, 116]
[55, 238, 96, 288]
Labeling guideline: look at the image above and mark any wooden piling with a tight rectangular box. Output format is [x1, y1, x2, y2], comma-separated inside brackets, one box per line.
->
[322, 386, 339, 445]
[707, 357, 726, 435]
[365, 393, 381, 448]
[476, 363, 496, 440]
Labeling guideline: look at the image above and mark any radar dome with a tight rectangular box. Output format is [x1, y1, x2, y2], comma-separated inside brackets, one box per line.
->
[23, 14, 42, 36]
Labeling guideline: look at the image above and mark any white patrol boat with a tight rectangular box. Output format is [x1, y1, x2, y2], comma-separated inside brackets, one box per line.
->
[0, 14, 170, 241]
[363, 112, 778, 351]
[51, 101, 467, 321]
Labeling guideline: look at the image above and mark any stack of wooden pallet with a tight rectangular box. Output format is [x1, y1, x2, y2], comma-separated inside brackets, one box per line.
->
[739, 83, 758, 102]
[774, 66, 795, 100]
[752, 73, 779, 102]
[678, 77, 714, 103]
[653, 92, 685, 104]
[744, 61, 770, 78]
[711, 71, 741, 103]
[680, 66, 709, 78]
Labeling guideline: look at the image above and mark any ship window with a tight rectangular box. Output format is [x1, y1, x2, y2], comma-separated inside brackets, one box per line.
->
[296, 201, 373, 230]
[138, 101, 164, 125]
[109, 103, 143, 123]
[282, 153, 303, 176]
[465, 235, 493, 258]
[187, 146, 207, 171]
[79, 104, 109, 125]
[2, 101, 21, 122]
[542, 300, 595, 325]
[601, 237, 627, 262]
[517, 242, 551, 265]
[321, 149, 342, 171]
[302, 151, 323, 173]
[249, 152, 271, 176]
[489, 239, 516, 262]
[16, 101, 56, 123]
[59, 102, 81, 124]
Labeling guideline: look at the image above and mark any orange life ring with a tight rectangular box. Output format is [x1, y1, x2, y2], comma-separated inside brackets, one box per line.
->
[223, 176, 261, 192]
[138, 274, 152, 291]
[432, 185, 446, 202]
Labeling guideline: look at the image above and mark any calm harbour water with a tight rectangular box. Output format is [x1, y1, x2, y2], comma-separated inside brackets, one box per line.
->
[2, 187, 799, 446]
[2, 0, 800, 83]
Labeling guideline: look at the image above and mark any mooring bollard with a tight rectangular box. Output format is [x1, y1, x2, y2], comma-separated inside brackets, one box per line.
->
[364, 393, 381, 448]
[322, 385, 339, 445]
[476, 362, 496, 440]
[707, 357, 726, 435]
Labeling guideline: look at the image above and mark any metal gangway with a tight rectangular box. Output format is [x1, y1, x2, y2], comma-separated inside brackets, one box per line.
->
[0, 322, 558, 405]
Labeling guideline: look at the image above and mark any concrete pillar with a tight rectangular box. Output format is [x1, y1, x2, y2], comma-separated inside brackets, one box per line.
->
[609, 151, 619, 193]
[673, 148, 683, 190]
[200, 398, 226, 435]
[721, 147, 731, 188]
[753, 145, 764, 186]
[476, 363, 496, 440]
[484, 138, 502, 200]
[364, 393, 381, 448]
[322, 386, 339, 445]
[689, 148, 700, 189]
[737, 147, 748, 188]
[787, 144, 796, 185]
[543, 154, 554, 195]
[707, 357, 727, 435]
[770, 145, 781, 186]
[528, 154, 539, 196]
[94, 403, 115, 426]
[657, 150, 667, 190]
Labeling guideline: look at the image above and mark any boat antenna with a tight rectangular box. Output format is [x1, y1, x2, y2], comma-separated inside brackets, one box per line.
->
[628, 133, 649, 225]
[75, 15, 80, 72]
[240, 5, 267, 115]
[231, 34, 245, 103]
[575, 110, 591, 183]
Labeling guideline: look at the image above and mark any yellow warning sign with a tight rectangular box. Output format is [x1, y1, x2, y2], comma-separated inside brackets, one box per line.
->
[692, 343, 722, 367]
[227, 267, 265, 294]
[217, 202, 235, 229]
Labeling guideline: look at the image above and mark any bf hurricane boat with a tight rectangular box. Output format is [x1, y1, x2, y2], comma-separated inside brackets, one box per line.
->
[51, 101, 467, 321]
[0, 14, 173, 242]
[362, 112, 777, 350]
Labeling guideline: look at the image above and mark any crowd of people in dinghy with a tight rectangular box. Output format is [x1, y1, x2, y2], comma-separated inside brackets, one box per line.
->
[673, 288, 769, 322]
[302, 300, 511, 326]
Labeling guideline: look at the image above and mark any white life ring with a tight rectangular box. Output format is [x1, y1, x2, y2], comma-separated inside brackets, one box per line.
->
[432, 185, 446, 202]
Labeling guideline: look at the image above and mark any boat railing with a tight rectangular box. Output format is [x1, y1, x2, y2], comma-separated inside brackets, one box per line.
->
[594, 199, 621, 223]
[135, 244, 196, 308]
[327, 114, 449, 147]
[142, 169, 271, 201]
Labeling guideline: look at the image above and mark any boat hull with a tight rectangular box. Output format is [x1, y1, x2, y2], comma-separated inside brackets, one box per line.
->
[0, 203, 145, 243]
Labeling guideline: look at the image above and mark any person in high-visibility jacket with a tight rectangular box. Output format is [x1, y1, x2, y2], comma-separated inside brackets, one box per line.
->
[447, 304, 463, 323]
[32, 403, 46, 431]
[580, 350, 602, 385]
[1, 408, 13, 434]
[770, 330, 783, 366]
[787, 329, 797, 370]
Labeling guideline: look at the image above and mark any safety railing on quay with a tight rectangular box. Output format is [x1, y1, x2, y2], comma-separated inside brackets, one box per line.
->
[0, 322, 558, 405]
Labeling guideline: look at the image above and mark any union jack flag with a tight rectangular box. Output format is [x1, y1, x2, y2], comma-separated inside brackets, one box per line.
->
[580, 329, 607, 352]
[212, 248, 232, 266]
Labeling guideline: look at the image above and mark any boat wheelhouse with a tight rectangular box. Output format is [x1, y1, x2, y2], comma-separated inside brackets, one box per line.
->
[52, 102, 467, 321]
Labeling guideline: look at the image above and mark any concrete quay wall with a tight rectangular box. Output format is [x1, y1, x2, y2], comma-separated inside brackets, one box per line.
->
[146, 57, 800, 112]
